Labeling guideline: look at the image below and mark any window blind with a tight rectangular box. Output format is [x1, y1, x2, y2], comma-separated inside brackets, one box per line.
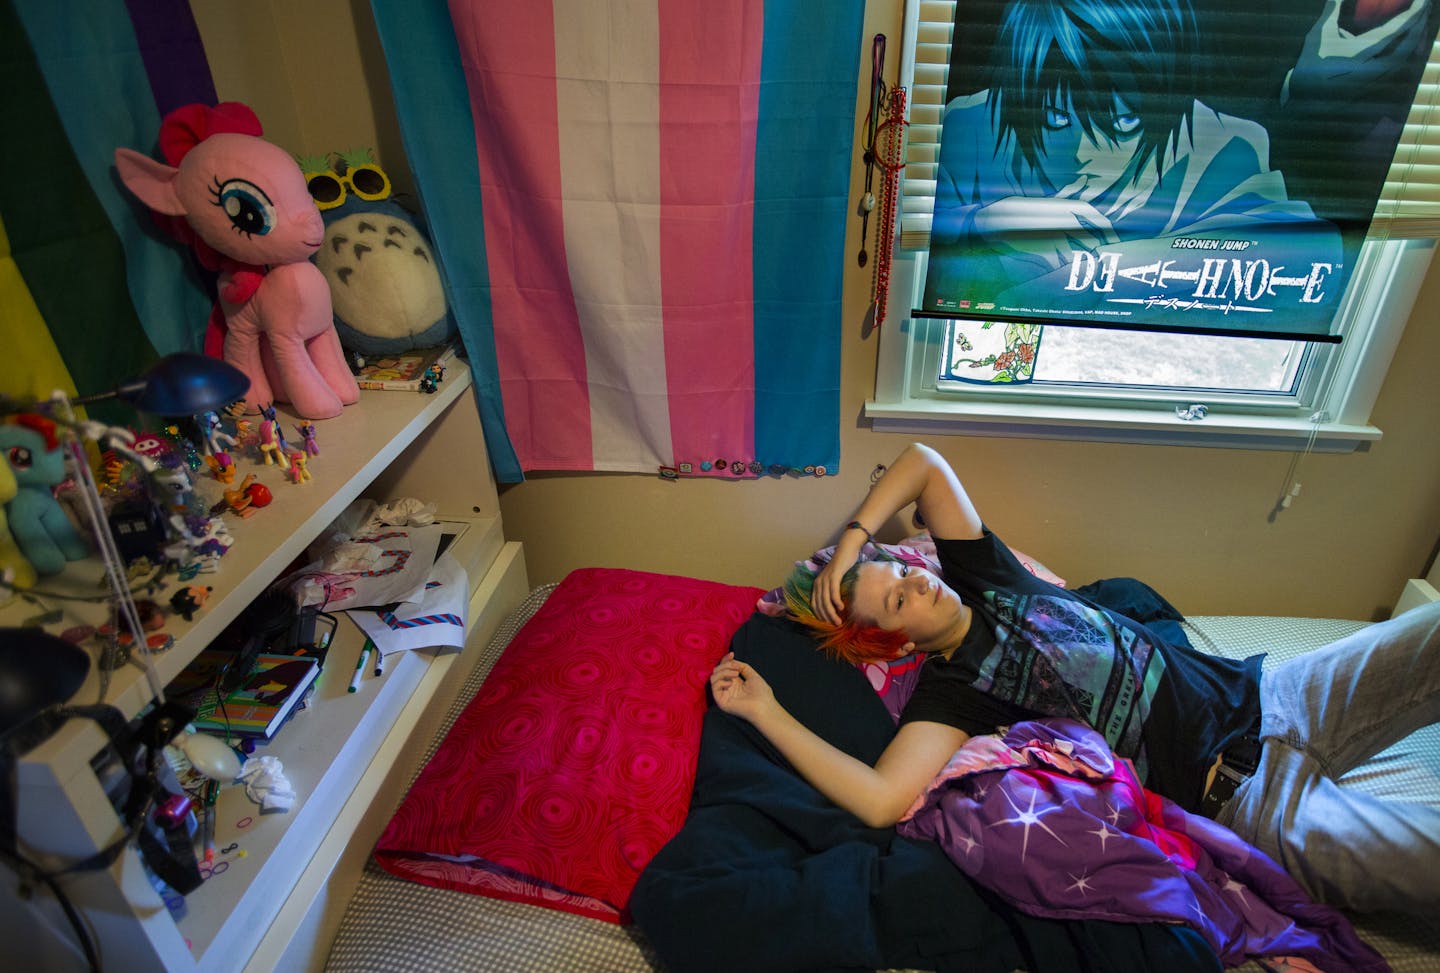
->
[899, 0, 1440, 249]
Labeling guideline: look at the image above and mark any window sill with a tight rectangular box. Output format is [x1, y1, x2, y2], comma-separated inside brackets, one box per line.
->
[862, 397, 1380, 452]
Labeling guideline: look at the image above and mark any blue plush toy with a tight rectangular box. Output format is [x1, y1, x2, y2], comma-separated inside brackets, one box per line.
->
[1, 416, 89, 576]
[304, 149, 457, 356]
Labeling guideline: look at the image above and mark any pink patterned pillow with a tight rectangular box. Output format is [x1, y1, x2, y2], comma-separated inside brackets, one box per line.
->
[374, 567, 763, 923]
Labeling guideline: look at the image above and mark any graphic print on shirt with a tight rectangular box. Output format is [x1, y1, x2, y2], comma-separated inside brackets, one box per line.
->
[975, 591, 1167, 779]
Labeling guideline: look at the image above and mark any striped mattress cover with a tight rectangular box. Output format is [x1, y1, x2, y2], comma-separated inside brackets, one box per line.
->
[324, 589, 1440, 973]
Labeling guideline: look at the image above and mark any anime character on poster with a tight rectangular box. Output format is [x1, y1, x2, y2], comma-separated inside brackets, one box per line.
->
[114, 103, 360, 419]
[922, 0, 1435, 333]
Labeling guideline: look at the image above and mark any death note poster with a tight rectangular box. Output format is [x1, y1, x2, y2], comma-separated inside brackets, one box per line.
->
[921, 0, 1439, 338]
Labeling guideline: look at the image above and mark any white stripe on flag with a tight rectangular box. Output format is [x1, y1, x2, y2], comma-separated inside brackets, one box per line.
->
[553, 0, 672, 471]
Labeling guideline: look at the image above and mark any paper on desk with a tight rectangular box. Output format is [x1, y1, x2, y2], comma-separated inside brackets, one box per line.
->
[298, 522, 445, 612]
[347, 553, 468, 657]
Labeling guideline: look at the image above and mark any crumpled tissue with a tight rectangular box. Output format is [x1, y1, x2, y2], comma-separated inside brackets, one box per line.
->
[239, 755, 296, 813]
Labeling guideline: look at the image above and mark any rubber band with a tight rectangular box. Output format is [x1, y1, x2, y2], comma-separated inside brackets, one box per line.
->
[845, 521, 875, 545]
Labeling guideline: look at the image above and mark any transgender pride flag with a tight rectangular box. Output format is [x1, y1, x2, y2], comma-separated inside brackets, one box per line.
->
[372, 0, 862, 483]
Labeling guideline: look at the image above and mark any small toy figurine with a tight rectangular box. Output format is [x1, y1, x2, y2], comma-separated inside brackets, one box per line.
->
[177, 515, 234, 573]
[201, 411, 238, 456]
[149, 462, 205, 520]
[257, 405, 289, 466]
[1, 415, 89, 576]
[169, 584, 213, 622]
[287, 452, 311, 484]
[294, 422, 320, 456]
[222, 473, 260, 516]
[99, 450, 128, 494]
[231, 418, 256, 459]
[204, 452, 236, 484]
[107, 499, 169, 566]
[418, 362, 446, 394]
[161, 423, 203, 472]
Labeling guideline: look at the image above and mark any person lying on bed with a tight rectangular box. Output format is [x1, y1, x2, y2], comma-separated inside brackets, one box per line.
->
[709, 442, 1440, 916]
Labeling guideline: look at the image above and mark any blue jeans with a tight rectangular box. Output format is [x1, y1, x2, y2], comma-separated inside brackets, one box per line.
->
[1215, 600, 1440, 914]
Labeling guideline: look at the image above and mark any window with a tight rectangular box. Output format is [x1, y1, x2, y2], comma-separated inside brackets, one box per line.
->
[868, 1, 1440, 451]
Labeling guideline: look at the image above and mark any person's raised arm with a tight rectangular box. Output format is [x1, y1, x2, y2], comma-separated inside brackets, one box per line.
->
[710, 653, 967, 828]
[814, 443, 982, 624]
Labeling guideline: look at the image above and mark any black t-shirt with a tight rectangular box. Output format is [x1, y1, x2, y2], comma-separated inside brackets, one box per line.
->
[899, 530, 1262, 811]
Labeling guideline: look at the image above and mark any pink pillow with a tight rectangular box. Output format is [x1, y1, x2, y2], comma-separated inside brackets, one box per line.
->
[374, 567, 763, 922]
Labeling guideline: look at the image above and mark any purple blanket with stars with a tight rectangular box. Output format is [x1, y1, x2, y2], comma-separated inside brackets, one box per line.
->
[897, 719, 1388, 973]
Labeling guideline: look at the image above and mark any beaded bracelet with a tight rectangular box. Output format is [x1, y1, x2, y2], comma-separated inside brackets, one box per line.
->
[845, 521, 875, 545]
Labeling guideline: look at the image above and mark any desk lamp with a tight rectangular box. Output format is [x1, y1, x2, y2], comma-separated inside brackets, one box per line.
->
[0, 355, 247, 971]
[69, 352, 250, 415]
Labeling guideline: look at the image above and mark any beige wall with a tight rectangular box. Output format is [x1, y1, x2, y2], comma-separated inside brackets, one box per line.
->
[196, 0, 1440, 621]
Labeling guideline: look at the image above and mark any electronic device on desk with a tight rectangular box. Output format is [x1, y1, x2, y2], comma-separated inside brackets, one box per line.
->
[191, 590, 336, 694]
[286, 606, 338, 667]
[205, 589, 299, 694]
[166, 589, 336, 743]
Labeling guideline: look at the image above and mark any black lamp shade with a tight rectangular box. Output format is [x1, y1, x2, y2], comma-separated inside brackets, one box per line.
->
[0, 629, 89, 745]
[122, 354, 250, 416]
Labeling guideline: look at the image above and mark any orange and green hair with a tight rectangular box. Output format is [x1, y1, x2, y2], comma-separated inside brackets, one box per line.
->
[781, 555, 913, 666]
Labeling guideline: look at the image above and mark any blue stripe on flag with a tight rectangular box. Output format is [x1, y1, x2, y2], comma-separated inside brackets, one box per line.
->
[13, 0, 212, 356]
[369, 0, 522, 483]
[751, 0, 863, 475]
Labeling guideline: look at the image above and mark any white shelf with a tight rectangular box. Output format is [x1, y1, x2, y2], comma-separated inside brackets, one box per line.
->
[4, 371, 529, 973]
[6, 373, 471, 784]
[180, 526, 523, 970]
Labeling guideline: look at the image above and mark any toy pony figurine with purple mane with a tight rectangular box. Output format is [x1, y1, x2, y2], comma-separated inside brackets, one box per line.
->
[114, 103, 359, 419]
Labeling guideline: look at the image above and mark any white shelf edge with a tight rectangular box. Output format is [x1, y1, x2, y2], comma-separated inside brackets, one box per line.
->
[178, 517, 502, 965]
[17, 372, 473, 786]
[243, 541, 528, 973]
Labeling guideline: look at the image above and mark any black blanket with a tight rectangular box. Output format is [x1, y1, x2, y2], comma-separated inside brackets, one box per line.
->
[631, 605, 1220, 973]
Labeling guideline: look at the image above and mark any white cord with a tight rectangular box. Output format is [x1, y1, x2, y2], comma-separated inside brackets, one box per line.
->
[54, 396, 167, 702]
[1269, 410, 1326, 520]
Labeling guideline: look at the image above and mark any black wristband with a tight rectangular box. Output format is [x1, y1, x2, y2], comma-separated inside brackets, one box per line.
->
[845, 521, 874, 545]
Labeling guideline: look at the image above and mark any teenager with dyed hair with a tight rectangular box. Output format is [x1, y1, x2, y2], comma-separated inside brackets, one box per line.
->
[711, 442, 1440, 915]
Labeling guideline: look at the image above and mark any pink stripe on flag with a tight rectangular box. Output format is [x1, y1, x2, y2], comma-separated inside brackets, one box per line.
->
[658, 0, 762, 467]
[450, 0, 593, 470]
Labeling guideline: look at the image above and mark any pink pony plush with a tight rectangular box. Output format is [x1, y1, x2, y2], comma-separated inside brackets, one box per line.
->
[114, 103, 359, 419]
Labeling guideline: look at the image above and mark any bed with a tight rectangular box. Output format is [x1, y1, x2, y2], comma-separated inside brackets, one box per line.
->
[325, 568, 1440, 973]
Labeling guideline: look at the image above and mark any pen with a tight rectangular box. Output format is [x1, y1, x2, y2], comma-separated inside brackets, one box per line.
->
[349, 642, 370, 693]
[203, 780, 218, 864]
[373, 649, 385, 677]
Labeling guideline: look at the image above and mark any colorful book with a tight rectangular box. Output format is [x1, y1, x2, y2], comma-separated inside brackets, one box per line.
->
[352, 342, 458, 391]
[191, 653, 321, 739]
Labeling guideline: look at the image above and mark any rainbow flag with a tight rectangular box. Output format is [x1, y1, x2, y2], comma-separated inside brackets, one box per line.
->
[373, 0, 860, 482]
[1, 0, 215, 418]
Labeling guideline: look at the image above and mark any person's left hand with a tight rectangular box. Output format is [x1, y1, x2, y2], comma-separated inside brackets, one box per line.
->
[813, 544, 860, 625]
[709, 652, 776, 723]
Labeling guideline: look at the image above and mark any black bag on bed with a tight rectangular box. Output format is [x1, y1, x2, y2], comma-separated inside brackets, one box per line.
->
[630, 612, 1220, 973]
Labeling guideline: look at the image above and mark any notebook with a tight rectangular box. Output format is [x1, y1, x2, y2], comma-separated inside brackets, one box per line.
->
[191, 653, 321, 739]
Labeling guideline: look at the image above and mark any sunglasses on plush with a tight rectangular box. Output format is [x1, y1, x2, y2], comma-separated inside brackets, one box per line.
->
[306, 162, 391, 211]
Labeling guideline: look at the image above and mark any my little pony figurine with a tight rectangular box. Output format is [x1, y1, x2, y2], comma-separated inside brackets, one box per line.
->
[114, 103, 359, 419]
[295, 421, 320, 456]
[258, 404, 290, 466]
